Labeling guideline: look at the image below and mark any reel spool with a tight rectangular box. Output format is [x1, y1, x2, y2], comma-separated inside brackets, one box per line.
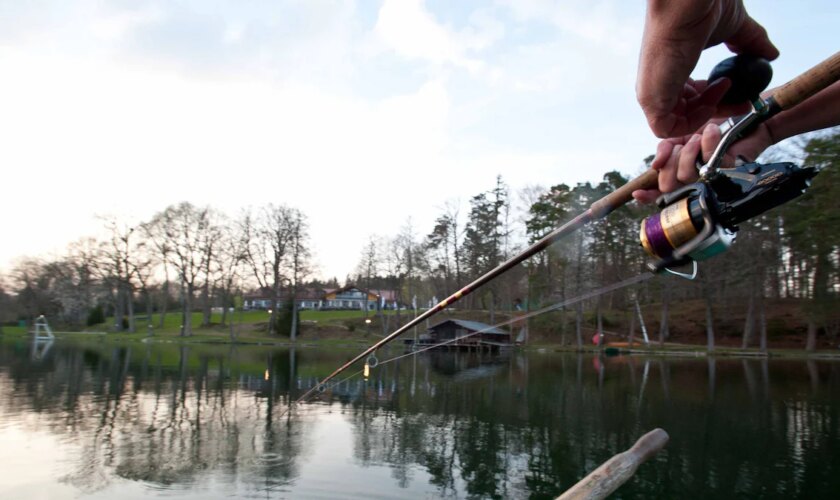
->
[639, 184, 734, 272]
[639, 161, 817, 274]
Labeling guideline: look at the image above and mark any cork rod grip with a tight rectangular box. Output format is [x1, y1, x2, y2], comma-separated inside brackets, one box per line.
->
[774, 51, 840, 110]
[589, 168, 658, 218]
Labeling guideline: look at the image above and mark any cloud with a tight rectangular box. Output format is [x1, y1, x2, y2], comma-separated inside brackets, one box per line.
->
[373, 0, 503, 74]
[0, 42, 455, 279]
[0, 0, 662, 282]
[88, 4, 165, 43]
[495, 0, 640, 54]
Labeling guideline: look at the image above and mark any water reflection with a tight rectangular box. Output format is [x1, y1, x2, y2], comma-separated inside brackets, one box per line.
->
[1, 340, 839, 499]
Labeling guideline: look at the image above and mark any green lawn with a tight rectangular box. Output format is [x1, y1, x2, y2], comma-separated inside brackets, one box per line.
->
[0, 325, 27, 335]
[3, 308, 403, 342]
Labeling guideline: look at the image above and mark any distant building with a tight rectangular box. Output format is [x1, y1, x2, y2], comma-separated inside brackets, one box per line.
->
[419, 319, 512, 350]
[243, 287, 275, 310]
[369, 289, 400, 310]
[294, 288, 325, 310]
[243, 287, 326, 311]
[242, 285, 400, 311]
[323, 286, 379, 310]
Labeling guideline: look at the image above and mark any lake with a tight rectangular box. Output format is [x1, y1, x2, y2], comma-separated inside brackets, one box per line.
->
[1, 338, 839, 499]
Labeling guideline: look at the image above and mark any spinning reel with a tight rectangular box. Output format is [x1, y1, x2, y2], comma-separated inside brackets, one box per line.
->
[639, 55, 818, 275]
[640, 160, 816, 273]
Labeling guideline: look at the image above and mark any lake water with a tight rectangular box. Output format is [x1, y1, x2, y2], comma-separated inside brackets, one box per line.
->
[1, 338, 839, 499]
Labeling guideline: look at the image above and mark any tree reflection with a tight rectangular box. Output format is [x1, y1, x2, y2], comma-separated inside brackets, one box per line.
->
[1, 343, 840, 498]
[0, 342, 310, 496]
[332, 352, 840, 499]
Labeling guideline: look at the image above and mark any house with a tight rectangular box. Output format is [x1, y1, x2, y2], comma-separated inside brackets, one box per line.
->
[243, 287, 274, 310]
[242, 285, 401, 311]
[292, 288, 325, 309]
[243, 287, 326, 311]
[368, 288, 401, 310]
[322, 286, 379, 310]
[417, 319, 512, 351]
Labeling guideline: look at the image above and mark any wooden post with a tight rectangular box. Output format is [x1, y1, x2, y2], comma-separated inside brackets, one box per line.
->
[556, 428, 669, 500]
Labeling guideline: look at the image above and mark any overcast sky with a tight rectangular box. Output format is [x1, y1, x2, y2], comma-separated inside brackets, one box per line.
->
[0, 0, 836, 281]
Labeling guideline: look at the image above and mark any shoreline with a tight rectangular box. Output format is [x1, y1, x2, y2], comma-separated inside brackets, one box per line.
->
[7, 330, 840, 360]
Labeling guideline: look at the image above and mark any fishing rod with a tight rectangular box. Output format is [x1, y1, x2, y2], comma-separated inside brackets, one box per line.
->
[292, 50, 840, 408]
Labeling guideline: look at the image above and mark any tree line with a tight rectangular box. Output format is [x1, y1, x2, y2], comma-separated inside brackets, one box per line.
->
[2, 131, 837, 348]
[1, 202, 311, 337]
[349, 131, 839, 351]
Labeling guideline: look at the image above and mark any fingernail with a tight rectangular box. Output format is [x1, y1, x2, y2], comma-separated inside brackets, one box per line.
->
[689, 134, 701, 143]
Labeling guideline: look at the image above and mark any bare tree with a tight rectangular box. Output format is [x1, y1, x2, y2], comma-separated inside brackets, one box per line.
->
[215, 218, 247, 331]
[130, 238, 157, 333]
[9, 258, 56, 322]
[144, 203, 213, 336]
[0, 278, 17, 332]
[242, 204, 295, 335]
[357, 234, 381, 307]
[58, 238, 101, 327]
[98, 218, 139, 332]
[198, 209, 225, 327]
[287, 209, 311, 340]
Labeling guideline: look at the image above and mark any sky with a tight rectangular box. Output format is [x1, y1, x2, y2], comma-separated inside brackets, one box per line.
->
[0, 0, 836, 281]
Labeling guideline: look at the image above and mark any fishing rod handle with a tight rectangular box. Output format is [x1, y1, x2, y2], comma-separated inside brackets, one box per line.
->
[556, 428, 669, 500]
[589, 168, 658, 218]
[773, 50, 840, 110]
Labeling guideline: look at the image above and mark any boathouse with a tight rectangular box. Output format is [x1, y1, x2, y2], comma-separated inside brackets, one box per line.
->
[421, 319, 511, 351]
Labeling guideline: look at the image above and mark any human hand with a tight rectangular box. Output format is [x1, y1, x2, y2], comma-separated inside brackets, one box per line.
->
[632, 121, 774, 204]
[637, 0, 779, 138]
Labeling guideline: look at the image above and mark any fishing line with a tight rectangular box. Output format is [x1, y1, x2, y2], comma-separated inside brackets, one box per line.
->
[373, 272, 655, 370]
[291, 271, 655, 408]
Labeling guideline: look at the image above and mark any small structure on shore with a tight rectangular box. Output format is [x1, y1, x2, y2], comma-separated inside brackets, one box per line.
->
[412, 319, 511, 351]
[33, 315, 55, 341]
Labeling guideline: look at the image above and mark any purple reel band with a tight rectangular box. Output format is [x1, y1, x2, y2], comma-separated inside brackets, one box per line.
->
[643, 213, 674, 258]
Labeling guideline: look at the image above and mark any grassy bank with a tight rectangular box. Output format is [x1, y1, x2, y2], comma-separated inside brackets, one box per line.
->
[4, 298, 837, 355]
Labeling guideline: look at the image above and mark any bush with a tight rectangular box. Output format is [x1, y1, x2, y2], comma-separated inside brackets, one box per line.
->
[87, 305, 105, 326]
[274, 301, 301, 337]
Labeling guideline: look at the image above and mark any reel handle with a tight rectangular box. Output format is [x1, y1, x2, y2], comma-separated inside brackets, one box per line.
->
[709, 54, 773, 104]
[773, 51, 840, 109]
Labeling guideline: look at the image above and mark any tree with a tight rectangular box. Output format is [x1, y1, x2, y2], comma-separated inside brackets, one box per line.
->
[387, 219, 420, 327]
[144, 203, 214, 337]
[781, 131, 840, 350]
[198, 210, 225, 328]
[214, 219, 247, 331]
[424, 200, 464, 298]
[11, 258, 59, 323]
[462, 176, 510, 317]
[52, 238, 100, 328]
[131, 238, 158, 333]
[0, 278, 17, 332]
[242, 204, 295, 336]
[526, 183, 573, 307]
[286, 208, 311, 341]
[357, 234, 382, 325]
[99, 218, 139, 332]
